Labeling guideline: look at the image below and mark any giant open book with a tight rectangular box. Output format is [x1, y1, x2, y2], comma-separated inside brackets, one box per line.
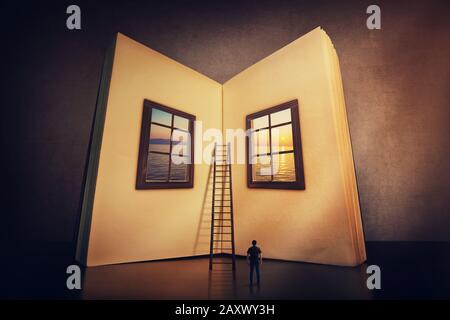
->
[76, 27, 366, 267]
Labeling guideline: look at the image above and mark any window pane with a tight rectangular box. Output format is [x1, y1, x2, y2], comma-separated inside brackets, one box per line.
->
[270, 108, 291, 126]
[272, 152, 296, 182]
[172, 129, 189, 141]
[171, 129, 190, 157]
[251, 128, 270, 156]
[271, 124, 293, 153]
[251, 115, 268, 130]
[151, 108, 172, 126]
[149, 124, 171, 153]
[146, 153, 169, 181]
[174, 115, 189, 131]
[252, 155, 272, 182]
[170, 161, 189, 181]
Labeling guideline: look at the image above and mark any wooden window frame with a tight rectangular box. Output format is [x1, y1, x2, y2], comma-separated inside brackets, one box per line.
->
[136, 99, 195, 189]
[246, 99, 305, 190]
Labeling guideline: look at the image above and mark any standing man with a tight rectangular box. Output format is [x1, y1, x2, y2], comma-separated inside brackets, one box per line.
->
[247, 240, 262, 285]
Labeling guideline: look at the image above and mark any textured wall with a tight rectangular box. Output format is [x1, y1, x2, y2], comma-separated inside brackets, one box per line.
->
[2, 0, 449, 247]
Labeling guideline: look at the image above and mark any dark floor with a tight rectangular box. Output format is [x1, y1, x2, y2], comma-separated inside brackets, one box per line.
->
[81, 256, 372, 299]
[2, 242, 450, 299]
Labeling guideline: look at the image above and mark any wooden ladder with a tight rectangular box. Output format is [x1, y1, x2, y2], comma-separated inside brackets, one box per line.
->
[209, 143, 236, 271]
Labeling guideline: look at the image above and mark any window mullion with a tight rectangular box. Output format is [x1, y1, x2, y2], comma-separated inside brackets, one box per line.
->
[167, 114, 175, 182]
[268, 114, 274, 181]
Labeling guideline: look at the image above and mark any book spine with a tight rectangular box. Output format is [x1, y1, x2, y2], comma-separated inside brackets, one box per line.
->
[74, 35, 117, 265]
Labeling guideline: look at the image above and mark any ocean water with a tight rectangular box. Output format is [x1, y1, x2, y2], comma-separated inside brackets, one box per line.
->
[145, 143, 295, 182]
[253, 150, 296, 182]
[146, 144, 189, 182]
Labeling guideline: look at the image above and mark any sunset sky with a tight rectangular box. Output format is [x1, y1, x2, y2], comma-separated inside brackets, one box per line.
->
[251, 108, 293, 154]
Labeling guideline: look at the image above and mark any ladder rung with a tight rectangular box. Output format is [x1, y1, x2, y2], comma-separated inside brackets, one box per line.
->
[211, 262, 233, 264]
[213, 240, 232, 242]
[214, 218, 232, 221]
[213, 232, 232, 234]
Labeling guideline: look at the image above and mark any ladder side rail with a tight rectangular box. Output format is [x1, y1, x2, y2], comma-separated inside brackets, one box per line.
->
[228, 143, 237, 271]
[209, 143, 217, 270]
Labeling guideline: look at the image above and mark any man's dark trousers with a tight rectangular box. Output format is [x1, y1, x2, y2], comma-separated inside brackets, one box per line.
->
[250, 260, 260, 285]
